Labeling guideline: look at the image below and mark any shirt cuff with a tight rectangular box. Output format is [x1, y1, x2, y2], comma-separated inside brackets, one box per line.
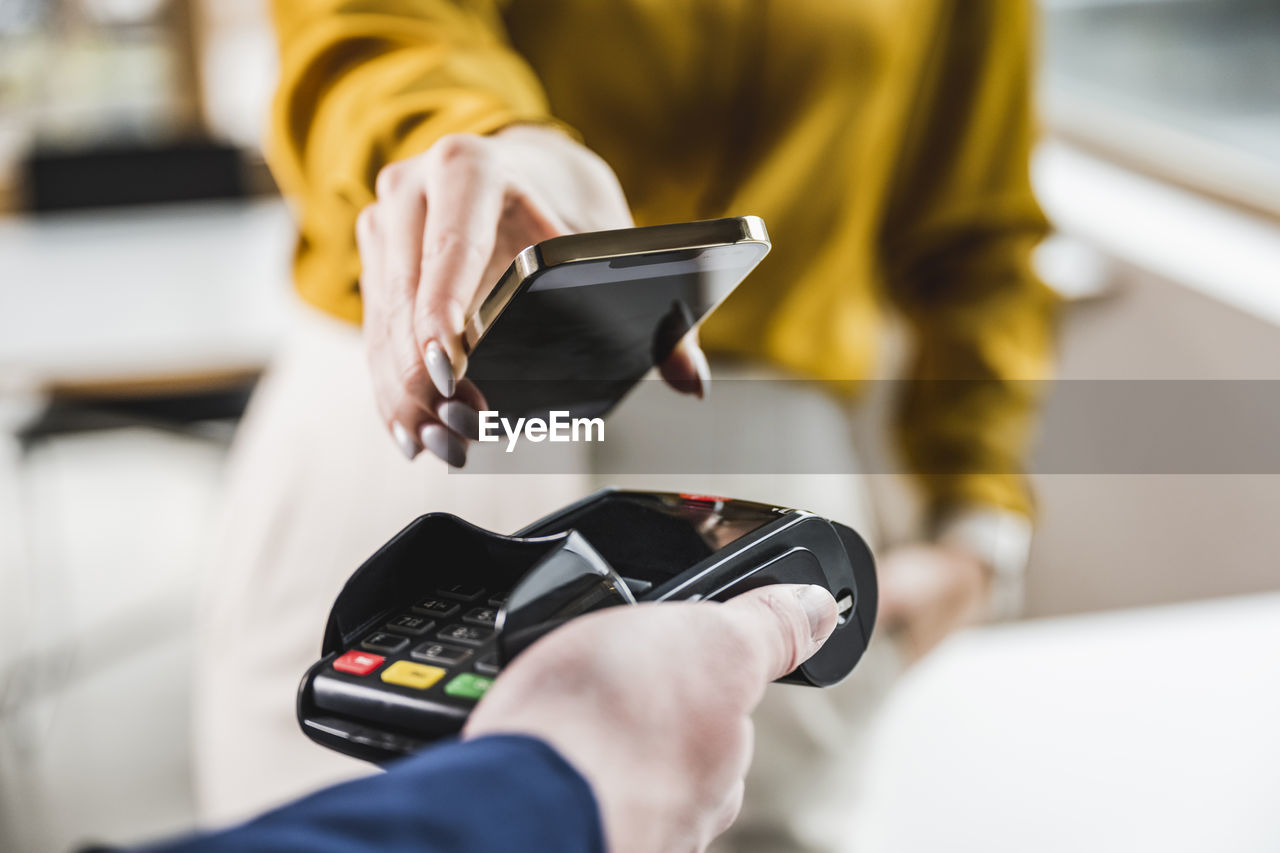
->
[932, 506, 1034, 621]
[134, 734, 604, 853]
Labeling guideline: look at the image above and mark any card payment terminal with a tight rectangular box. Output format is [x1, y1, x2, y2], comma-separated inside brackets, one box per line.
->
[297, 489, 877, 763]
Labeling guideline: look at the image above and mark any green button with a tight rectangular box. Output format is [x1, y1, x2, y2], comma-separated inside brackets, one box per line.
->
[444, 673, 493, 700]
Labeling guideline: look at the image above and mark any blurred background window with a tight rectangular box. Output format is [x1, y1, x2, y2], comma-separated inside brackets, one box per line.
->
[1040, 0, 1280, 217]
[0, 0, 200, 166]
[0, 0, 273, 211]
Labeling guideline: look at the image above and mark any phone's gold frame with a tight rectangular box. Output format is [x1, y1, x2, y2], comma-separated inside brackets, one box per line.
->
[461, 216, 771, 356]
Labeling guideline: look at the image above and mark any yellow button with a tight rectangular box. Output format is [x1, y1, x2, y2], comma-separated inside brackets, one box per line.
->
[380, 660, 446, 690]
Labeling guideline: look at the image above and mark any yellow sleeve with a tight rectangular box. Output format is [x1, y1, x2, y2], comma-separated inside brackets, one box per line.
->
[268, 0, 559, 323]
[878, 0, 1060, 520]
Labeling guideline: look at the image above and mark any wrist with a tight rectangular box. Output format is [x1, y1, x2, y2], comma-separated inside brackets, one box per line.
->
[495, 120, 573, 143]
[930, 505, 1033, 620]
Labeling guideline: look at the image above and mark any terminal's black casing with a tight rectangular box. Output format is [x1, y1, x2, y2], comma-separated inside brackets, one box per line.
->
[297, 489, 877, 763]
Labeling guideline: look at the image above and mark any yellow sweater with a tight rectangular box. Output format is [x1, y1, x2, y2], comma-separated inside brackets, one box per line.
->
[268, 0, 1059, 517]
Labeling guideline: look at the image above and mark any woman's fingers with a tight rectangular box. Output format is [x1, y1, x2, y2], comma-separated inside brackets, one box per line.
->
[358, 204, 419, 457]
[365, 149, 500, 466]
[376, 163, 429, 312]
[364, 171, 437, 458]
[411, 378, 487, 466]
[412, 135, 506, 398]
[658, 332, 712, 399]
[361, 194, 470, 466]
[434, 378, 487, 442]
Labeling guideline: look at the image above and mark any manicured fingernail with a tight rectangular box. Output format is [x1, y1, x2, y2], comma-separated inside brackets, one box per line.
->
[689, 346, 711, 400]
[424, 340, 456, 398]
[437, 400, 481, 441]
[795, 585, 837, 644]
[391, 420, 419, 460]
[420, 423, 467, 468]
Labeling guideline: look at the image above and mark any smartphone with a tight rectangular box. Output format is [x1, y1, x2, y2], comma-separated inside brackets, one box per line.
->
[462, 216, 770, 420]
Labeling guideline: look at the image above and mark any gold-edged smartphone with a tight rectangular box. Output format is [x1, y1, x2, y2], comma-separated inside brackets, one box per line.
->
[462, 216, 770, 420]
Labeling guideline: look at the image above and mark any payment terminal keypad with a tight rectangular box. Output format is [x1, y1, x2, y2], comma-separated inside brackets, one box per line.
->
[332, 650, 385, 676]
[444, 673, 494, 700]
[313, 585, 503, 736]
[412, 642, 472, 666]
[412, 598, 460, 619]
[437, 623, 495, 646]
[462, 607, 498, 627]
[435, 583, 486, 603]
[380, 660, 447, 690]
[386, 613, 436, 635]
[361, 632, 409, 654]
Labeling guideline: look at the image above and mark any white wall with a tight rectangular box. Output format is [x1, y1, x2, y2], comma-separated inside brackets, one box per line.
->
[1027, 262, 1280, 615]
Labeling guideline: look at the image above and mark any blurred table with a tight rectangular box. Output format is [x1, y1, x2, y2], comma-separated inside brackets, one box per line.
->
[856, 592, 1280, 853]
[0, 197, 294, 396]
[0, 198, 295, 851]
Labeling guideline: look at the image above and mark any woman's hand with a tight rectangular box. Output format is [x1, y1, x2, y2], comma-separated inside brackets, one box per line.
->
[876, 543, 991, 663]
[357, 124, 710, 466]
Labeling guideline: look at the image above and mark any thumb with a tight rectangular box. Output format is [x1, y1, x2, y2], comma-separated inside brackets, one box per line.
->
[720, 585, 838, 684]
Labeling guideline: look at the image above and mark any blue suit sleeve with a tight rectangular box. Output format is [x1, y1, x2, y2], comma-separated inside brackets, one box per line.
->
[136, 735, 604, 853]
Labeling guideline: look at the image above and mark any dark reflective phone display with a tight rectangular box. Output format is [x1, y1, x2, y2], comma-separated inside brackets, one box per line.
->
[466, 242, 769, 420]
[526, 492, 786, 585]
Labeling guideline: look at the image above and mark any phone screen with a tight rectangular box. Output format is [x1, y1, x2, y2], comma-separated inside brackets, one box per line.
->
[466, 241, 768, 419]
[532, 492, 785, 585]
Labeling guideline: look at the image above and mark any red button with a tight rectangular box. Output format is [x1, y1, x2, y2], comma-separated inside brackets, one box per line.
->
[333, 650, 385, 675]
